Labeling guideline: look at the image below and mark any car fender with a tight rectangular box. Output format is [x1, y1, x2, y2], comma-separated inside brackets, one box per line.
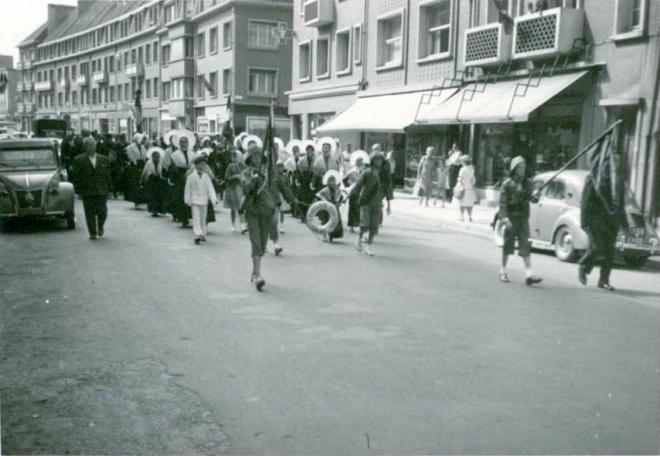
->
[552, 210, 588, 250]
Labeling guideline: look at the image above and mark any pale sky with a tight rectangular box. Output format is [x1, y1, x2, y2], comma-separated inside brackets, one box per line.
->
[0, 0, 77, 64]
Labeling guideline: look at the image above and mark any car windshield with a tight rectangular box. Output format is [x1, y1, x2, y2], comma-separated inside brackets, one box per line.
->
[0, 148, 57, 169]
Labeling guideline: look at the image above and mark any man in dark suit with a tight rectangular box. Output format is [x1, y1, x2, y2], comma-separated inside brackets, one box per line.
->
[72, 136, 112, 240]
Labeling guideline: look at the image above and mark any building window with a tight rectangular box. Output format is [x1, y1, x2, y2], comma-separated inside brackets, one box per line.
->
[153, 41, 158, 61]
[222, 68, 230, 94]
[138, 46, 144, 64]
[223, 22, 233, 49]
[162, 45, 171, 64]
[185, 37, 195, 58]
[197, 74, 205, 99]
[248, 20, 278, 49]
[377, 10, 405, 69]
[109, 86, 115, 102]
[146, 44, 151, 64]
[614, 0, 645, 36]
[353, 24, 363, 65]
[197, 32, 205, 58]
[117, 84, 122, 101]
[92, 88, 97, 104]
[209, 71, 218, 98]
[336, 29, 351, 75]
[487, 0, 510, 23]
[299, 40, 312, 82]
[124, 83, 130, 101]
[58, 93, 63, 107]
[209, 27, 218, 54]
[248, 68, 277, 96]
[72, 91, 77, 105]
[146, 79, 151, 98]
[316, 37, 330, 78]
[419, 1, 451, 60]
[153, 78, 159, 97]
[162, 81, 170, 101]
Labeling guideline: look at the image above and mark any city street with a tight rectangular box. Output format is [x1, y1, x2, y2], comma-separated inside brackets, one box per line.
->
[1, 198, 660, 455]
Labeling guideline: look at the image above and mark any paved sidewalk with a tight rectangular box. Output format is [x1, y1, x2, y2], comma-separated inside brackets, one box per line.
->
[391, 191, 497, 239]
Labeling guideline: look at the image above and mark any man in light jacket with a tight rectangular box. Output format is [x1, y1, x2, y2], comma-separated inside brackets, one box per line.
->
[184, 155, 218, 245]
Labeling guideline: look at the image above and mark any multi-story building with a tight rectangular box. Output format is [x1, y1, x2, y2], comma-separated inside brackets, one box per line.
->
[0, 55, 18, 122]
[289, 0, 660, 226]
[16, 0, 293, 140]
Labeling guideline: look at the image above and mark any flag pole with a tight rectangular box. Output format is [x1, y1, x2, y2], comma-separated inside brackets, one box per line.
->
[535, 119, 623, 194]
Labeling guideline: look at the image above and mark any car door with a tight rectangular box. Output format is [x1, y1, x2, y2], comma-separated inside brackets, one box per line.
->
[536, 179, 569, 242]
[528, 177, 545, 241]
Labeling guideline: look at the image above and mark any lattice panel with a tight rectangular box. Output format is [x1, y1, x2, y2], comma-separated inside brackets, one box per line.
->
[515, 14, 557, 54]
[465, 27, 499, 63]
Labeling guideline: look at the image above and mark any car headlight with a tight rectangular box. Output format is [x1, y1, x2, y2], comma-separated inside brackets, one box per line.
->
[48, 176, 60, 195]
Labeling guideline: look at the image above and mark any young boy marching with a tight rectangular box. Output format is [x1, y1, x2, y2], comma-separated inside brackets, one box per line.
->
[184, 155, 218, 245]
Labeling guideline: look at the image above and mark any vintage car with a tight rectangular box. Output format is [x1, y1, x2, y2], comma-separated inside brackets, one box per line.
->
[492, 170, 658, 267]
[0, 139, 75, 228]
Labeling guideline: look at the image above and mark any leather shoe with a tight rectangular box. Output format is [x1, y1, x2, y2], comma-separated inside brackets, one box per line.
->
[525, 276, 543, 286]
[578, 266, 587, 285]
[598, 281, 615, 291]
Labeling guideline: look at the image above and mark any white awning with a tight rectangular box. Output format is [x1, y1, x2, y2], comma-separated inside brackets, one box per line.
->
[599, 84, 642, 107]
[317, 88, 456, 134]
[417, 70, 589, 124]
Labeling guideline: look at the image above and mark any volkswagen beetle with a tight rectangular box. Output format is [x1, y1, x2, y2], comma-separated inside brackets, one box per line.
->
[492, 170, 657, 267]
[0, 139, 75, 229]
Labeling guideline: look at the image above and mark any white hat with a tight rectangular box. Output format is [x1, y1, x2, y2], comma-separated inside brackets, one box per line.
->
[242, 134, 263, 152]
[322, 169, 342, 186]
[174, 129, 196, 150]
[164, 130, 178, 147]
[350, 149, 370, 167]
[234, 132, 249, 150]
[273, 137, 285, 152]
[510, 155, 526, 172]
[146, 146, 165, 160]
[132, 133, 144, 143]
[276, 148, 291, 165]
[316, 136, 337, 155]
[287, 139, 303, 154]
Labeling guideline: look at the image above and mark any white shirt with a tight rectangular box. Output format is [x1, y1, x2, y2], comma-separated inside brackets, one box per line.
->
[88, 154, 97, 168]
[184, 171, 217, 206]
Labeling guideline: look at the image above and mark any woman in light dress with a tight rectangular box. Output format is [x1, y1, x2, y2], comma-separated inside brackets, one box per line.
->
[457, 155, 477, 222]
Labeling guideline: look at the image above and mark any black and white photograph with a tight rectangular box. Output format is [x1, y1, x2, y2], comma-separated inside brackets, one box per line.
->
[1, 0, 659, 454]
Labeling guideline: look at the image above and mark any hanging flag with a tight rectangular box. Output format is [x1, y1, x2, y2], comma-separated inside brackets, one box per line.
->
[262, 99, 276, 185]
[226, 94, 232, 113]
[585, 121, 625, 221]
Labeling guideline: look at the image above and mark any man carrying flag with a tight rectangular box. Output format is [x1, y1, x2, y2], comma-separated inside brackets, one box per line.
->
[578, 123, 628, 291]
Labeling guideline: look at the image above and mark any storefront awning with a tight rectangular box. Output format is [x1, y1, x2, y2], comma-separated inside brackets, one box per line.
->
[417, 70, 589, 124]
[317, 89, 456, 134]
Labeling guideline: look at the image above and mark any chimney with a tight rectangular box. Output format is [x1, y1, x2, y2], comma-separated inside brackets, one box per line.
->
[47, 4, 75, 35]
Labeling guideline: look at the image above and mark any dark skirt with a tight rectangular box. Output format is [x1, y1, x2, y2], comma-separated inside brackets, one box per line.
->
[145, 175, 169, 215]
[126, 162, 148, 205]
[169, 169, 191, 223]
[246, 210, 274, 257]
[347, 193, 360, 228]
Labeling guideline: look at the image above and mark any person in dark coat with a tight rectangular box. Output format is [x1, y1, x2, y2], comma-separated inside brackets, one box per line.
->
[350, 153, 386, 256]
[295, 143, 316, 222]
[498, 156, 542, 286]
[578, 170, 627, 291]
[72, 136, 112, 240]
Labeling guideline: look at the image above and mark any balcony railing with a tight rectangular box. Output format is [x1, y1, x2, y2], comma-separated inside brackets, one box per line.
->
[17, 81, 33, 92]
[512, 7, 584, 60]
[34, 80, 54, 92]
[92, 71, 108, 85]
[463, 22, 512, 67]
[125, 63, 145, 78]
[76, 74, 88, 86]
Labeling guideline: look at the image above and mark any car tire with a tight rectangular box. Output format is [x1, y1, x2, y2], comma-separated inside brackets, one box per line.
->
[623, 255, 648, 268]
[554, 226, 579, 262]
[65, 210, 75, 230]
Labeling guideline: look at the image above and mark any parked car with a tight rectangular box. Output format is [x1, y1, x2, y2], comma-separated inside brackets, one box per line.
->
[492, 170, 658, 267]
[0, 139, 75, 229]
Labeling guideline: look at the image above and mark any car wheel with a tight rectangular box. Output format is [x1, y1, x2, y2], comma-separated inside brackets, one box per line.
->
[623, 255, 648, 268]
[65, 210, 75, 230]
[554, 226, 578, 262]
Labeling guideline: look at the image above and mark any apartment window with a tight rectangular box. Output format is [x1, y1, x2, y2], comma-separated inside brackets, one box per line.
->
[109, 86, 115, 102]
[197, 74, 205, 99]
[336, 29, 351, 75]
[72, 91, 77, 105]
[614, 0, 645, 36]
[248, 20, 278, 49]
[316, 37, 330, 78]
[153, 41, 158, 61]
[143, 79, 149, 98]
[92, 60, 97, 72]
[92, 88, 97, 104]
[71, 65, 77, 80]
[124, 83, 130, 100]
[419, 1, 451, 60]
[117, 84, 122, 101]
[162, 81, 170, 101]
[248, 68, 277, 96]
[146, 44, 151, 64]
[353, 24, 363, 65]
[208, 71, 218, 98]
[58, 93, 63, 107]
[185, 37, 194, 58]
[222, 68, 230, 94]
[377, 10, 404, 68]
[298, 41, 312, 82]
[223, 22, 233, 49]
[153, 77, 159, 97]
[65, 91, 70, 105]
[124, 51, 129, 67]
[197, 32, 205, 57]
[162, 45, 171, 64]
[108, 56, 115, 72]
[209, 27, 218, 54]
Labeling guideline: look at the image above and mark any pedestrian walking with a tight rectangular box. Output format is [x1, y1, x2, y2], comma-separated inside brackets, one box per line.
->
[498, 156, 542, 285]
[140, 147, 169, 217]
[224, 150, 247, 233]
[578, 171, 627, 291]
[184, 155, 218, 245]
[416, 146, 437, 207]
[316, 169, 345, 242]
[433, 156, 448, 207]
[446, 143, 463, 202]
[295, 142, 317, 221]
[456, 155, 477, 222]
[343, 149, 369, 233]
[351, 152, 387, 256]
[370, 144, 393, 226]
[72, 136, 112, 240]
[169, 131, 197, 228]
[312, 137, 342, 193]
[125, 133, 148, 208]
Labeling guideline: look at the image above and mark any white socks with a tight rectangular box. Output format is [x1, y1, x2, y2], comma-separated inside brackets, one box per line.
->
[525, 266, 534, 278]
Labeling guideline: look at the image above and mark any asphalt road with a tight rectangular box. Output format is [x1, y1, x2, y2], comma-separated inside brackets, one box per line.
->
[1, 198, 659, 455]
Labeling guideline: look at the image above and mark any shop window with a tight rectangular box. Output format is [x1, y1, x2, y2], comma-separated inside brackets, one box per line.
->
[316, 37, 330, 78]
[377, 10, 404, 69]
[418, 0, 451, 60]
[299, 40, 312, 82]
[336, 28, 351, 75]
[614, 0, 645, 37]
